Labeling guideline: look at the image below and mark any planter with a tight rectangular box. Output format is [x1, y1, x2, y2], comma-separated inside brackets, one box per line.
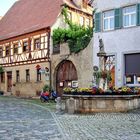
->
[63, 91, 138, 96]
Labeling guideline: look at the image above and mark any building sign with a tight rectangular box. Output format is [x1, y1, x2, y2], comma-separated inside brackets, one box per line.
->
[126, 77, 131, 83]
[59, 82, 63, 87]
[68, 82, 71, 87]
[45, 72, 49, 81]
[137, 77, 140, 82]
[72, 81, 78, 88]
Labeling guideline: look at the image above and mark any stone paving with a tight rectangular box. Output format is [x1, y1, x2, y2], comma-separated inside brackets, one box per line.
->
[0, 97, 140, 140]
[0, 97, 63, 140]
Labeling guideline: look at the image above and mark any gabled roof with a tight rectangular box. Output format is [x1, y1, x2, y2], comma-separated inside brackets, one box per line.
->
[0, 0, 64, 41]
[0, 0, 92, 41]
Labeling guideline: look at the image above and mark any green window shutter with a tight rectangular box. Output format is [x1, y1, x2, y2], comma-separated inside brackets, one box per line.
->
[95, 12, 101, 32]
[137, 4, 140, 25]
[115, 8, 122, 29]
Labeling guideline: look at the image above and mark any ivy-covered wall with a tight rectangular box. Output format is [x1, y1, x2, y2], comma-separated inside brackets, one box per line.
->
[52, 7, 93, 53]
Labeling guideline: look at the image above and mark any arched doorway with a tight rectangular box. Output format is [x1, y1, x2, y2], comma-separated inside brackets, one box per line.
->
[56, 60, 78, 96]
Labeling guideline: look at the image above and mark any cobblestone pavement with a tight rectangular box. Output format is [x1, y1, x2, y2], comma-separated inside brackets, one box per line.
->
[0, 97, 63, 140]
[0, 97, 140, 140]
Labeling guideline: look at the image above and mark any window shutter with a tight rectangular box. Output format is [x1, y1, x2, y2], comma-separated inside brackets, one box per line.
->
[95, 12, 101, 32]
[115, 8, 122, 29]
[137, 4, 140, 25]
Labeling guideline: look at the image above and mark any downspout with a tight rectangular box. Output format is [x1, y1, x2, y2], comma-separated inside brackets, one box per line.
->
[47, 27, 52, 90]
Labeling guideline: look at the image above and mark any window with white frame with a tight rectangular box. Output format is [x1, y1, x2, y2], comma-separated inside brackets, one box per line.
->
[103, 10, 114, 31]
[13, 43, 18, 54]
[123, 5, 136, 27]
[16, 70, 20, 83]
[26, 69, 30, 82]
[67, 12, 72, 21]
[34, 38, 41, 50]
[80, 16, 84, 26]
[85, 18, 90, 27]
[0, 46, 3, 57]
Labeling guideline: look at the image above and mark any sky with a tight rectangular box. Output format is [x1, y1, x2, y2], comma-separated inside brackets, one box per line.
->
[0, 0, 17, 16]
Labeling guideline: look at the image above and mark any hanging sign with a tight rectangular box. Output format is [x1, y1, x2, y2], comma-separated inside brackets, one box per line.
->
[126, 77, 131, 82]
[45, 72, 50, 81]
[59, 82, 64, 87]
[36, 64, 41, 70]
[72, 81, 78, 88]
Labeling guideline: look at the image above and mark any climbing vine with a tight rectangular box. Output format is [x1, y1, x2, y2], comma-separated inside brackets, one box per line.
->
[0, 66, 4, 73]
[52, 7, 93, 53]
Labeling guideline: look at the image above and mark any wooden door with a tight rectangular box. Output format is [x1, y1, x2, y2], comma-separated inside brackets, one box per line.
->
[56, 61, 78, 96]
[7, 72, 12, 92]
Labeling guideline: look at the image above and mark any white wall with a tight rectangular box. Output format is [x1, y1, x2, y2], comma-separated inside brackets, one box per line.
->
[93, 0, 140, 87]
[94, 0, 140, 12]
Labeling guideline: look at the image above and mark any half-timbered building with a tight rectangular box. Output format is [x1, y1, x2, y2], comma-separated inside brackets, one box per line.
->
[0, 0, 93, 97]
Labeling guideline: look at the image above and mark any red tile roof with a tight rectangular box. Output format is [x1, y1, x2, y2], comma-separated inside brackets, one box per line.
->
[0, 0, 64, 41]
[0, 0, 92, 41]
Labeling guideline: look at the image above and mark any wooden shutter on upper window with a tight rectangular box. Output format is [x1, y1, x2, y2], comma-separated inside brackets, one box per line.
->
[95, 12, 101, 32]
[115, 8, 122, 29]
[137, 4, 140, 25]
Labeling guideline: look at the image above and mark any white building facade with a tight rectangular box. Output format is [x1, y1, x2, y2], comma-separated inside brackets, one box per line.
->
[93, 0, 140, 88]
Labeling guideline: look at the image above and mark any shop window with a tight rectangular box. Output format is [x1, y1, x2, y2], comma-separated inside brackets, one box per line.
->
[125, 53, 140, 85]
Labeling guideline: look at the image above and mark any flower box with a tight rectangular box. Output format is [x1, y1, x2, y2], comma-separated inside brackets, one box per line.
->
[63, 91, 138, 96]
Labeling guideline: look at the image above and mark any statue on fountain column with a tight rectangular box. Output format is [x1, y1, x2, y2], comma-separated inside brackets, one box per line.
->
[97, 38, 106, 56]
[99, 39, 104, 52]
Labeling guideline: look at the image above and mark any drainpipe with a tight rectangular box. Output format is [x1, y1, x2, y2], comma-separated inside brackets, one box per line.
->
[47, 27, 52, 90]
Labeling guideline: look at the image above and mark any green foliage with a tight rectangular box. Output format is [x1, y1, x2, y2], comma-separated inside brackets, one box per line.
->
[0, 66, 4, 74]
[43, 84, 50, 92]
[94, 70, 112, 86]
[52, 7, 93, 53]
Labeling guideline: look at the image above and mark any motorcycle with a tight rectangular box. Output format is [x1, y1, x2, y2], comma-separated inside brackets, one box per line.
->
[51, 90, 57, 100]
[40, 91, 49, 103]
[40, 90, 58, 103]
